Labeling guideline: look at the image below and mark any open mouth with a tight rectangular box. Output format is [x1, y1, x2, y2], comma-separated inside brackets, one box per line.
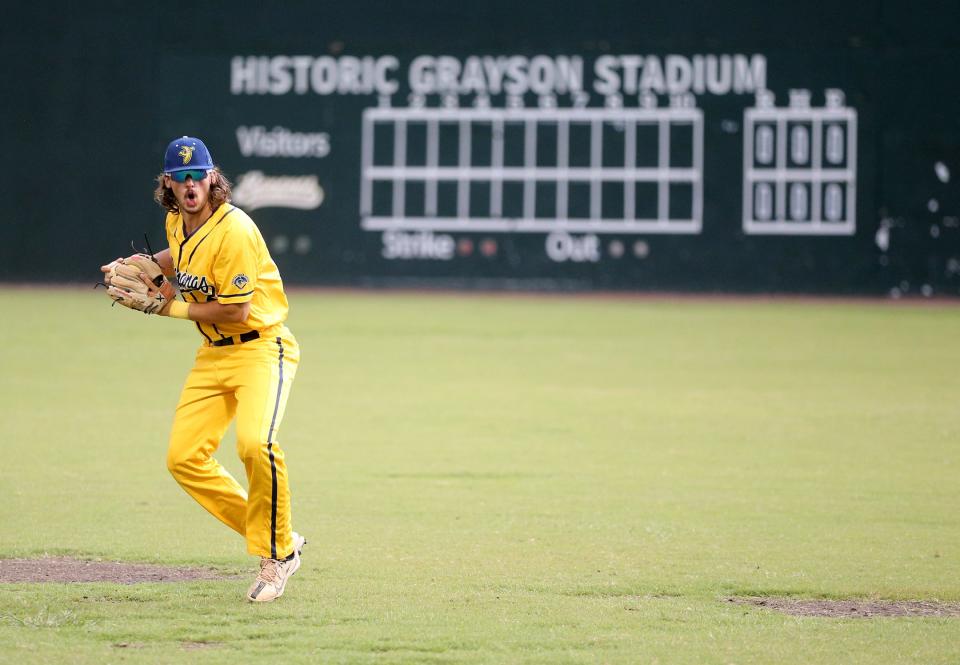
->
[185, 191, 198, 205]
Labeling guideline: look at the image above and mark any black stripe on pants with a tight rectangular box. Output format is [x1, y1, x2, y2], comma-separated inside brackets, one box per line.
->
[266, 337, 284, 559]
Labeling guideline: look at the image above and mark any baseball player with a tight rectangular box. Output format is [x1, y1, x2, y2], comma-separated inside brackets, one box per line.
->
[101, 136, 304, 602]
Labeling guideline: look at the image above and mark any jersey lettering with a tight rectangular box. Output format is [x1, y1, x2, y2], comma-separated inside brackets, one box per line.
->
[176, 271, 217, 298]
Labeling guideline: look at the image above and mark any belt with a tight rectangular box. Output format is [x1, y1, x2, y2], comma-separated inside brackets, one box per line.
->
[211, 330, 260, 347]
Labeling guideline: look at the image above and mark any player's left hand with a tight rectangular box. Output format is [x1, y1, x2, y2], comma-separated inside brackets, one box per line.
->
[104, 255, 176, 315]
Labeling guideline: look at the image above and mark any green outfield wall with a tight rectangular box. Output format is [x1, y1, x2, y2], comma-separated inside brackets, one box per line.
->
[3, 1, 959, 294]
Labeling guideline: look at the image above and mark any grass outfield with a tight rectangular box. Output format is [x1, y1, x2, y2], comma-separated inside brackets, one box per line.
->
[0, 287, 958, 664]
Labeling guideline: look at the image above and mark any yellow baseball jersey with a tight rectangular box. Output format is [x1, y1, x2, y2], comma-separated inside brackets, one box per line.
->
[165, 202, 288, 343]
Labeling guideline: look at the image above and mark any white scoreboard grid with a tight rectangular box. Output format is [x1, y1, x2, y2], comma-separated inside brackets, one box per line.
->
[742, 97, 857, 235]
[360, 107, 704, 234]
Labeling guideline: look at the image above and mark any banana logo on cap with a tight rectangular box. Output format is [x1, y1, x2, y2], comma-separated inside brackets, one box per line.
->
[178, 145, 195, 165]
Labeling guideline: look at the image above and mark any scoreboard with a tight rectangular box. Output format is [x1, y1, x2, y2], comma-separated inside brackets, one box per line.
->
[139, 44, 958, 294]
[743, 89, 857, 235]
[360, 106, 704, 234]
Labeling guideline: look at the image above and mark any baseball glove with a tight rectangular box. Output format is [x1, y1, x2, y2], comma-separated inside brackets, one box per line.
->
[104, 254, 176, 315]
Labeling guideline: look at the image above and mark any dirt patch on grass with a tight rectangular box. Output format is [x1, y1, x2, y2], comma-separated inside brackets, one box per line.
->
[0, 557, 234, 584]
[727, 596, 960, 618]
[181, 641, 222, 650]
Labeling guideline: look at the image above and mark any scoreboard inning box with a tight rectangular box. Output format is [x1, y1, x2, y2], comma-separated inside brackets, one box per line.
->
[742, 91, 857, 235]
[360, 107, 704, 234]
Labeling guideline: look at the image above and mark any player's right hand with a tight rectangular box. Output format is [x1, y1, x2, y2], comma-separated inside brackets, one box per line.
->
[100, 257, 124, 286]
[102, 254, 149, 286]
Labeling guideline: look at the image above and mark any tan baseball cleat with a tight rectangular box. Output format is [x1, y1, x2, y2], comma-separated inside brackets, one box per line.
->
[246, 532, 307, 602]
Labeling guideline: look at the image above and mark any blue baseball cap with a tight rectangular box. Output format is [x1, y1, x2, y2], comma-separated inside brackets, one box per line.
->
[163, 136, 214, 173]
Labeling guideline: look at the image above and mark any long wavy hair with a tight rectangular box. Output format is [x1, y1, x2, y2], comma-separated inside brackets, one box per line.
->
[153, 168, 232, 214]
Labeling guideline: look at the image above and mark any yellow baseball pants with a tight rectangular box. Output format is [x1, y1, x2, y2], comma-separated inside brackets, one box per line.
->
[166, 329, 299, 560]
